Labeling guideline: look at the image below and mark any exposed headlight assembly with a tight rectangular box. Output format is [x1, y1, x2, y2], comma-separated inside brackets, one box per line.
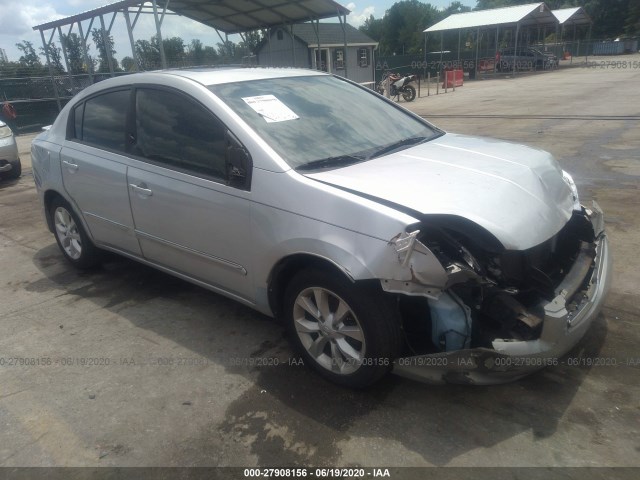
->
[562, 170, 581, 211]
[0, 125, 13, 139]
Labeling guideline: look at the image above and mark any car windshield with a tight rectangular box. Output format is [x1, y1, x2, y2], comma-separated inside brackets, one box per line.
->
[210, 75, 442, 170]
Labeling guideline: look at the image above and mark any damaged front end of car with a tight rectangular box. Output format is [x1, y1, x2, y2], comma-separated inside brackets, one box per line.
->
[382, 202, 612, 385]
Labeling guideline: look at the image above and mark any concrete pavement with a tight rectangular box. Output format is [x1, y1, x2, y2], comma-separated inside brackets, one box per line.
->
[1, 56, 639, 469]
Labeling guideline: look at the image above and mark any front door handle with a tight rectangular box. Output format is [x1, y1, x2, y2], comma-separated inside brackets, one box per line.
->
[62, 160, 78, 171]
[129, 183, 153, 197]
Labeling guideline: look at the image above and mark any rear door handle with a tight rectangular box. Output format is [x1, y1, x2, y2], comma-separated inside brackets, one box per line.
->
[62, 160, 78, 171]
[129, 183, 153, 197]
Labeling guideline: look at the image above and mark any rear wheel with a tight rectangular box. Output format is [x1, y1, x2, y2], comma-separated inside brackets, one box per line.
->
[51, 197, 101, 269]
[284, 269, 401, 388]
[401, 85, 416, 102]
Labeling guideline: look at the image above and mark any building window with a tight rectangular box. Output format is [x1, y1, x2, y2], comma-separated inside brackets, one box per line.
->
[334, 49, 344, 70]
[276, 29, 284, 41]
[358, 48, 370, 67]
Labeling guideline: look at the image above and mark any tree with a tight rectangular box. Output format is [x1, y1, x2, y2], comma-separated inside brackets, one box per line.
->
[187, 39, 206, 65]
[359, 15, 384, 42]
[61, 33, 90, 74]
[238, 30, 262, 57]
[445, 1, 472, 15]
[217, 40, 236, 61]
[91, 28, 119, 72]
[581, 0, 632, 38]
[16, 41, 41, 68]
[626, 0, 640, 35]
[121, 56, 136, 71]
[380, 0, 441, 55]
[161, 36, 186, 66]
[202, 45, 219, 64]
[40, 43, 65, 73]
[187, 39, 221, 65]
[135, 39, 160, 70]
[134, 35, 190, 69]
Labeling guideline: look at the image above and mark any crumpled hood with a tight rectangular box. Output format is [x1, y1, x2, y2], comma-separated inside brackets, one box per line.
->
[304, 133, 575, 250]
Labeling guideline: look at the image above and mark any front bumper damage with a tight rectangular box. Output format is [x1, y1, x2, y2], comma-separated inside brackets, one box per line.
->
[388, 202, 612, 385]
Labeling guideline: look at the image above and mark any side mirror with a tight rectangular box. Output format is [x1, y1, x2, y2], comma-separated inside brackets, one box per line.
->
[226, 130, 252, 189]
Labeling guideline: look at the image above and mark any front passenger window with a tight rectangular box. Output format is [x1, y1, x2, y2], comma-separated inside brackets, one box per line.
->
[134, 88, 227, 180]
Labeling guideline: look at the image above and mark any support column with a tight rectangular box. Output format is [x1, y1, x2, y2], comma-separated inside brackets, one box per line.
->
[58, 26, 76, 93]
[151, 0, 167, 69]
[474, 28, 480, 79]
[77, 20, 94, 84]
[572, 23, 577, 64]
[512, 23, 520, 76]
[555, 23, 560, 62]
[124, 9, 138, 71]
[99, 15, 115, 75]
[290, 24, 296, 66]
[39, 29, 61, 111]
[312, 19, 321, 71]
[495, 25, 499, 74]
[338, 12, 348, 78]
[424, 33, 427, 65]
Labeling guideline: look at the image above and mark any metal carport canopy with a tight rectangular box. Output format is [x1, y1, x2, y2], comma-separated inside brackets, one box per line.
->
[31, 0, 353, 111]
[423, 2, 557, 33]
[33, 0, 351, 34]
[553, 7, 592, 27]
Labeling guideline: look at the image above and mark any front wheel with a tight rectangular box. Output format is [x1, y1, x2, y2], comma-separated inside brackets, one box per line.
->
[401, 85, 416, 102]
[284, 269, 402, 388]
[51, 197, 102, 269]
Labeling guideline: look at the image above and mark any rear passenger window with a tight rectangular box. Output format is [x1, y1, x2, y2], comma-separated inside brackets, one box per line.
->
[133, 88, 227, 180]
[82, 89, 130, 151]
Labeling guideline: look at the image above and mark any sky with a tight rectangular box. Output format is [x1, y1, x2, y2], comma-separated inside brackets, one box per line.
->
[0, 0, 476, 63]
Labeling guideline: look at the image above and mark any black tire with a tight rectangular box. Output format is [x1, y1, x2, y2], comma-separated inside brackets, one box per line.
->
[50, 196, 102, 269]
[284, 269, 402, 388]
[401, 85, 416, 102]
[6, 159, 21, 180]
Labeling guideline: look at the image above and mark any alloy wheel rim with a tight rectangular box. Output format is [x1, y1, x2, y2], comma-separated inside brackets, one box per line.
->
[293, 287, 366, 375]
[54, 207, 82, 260]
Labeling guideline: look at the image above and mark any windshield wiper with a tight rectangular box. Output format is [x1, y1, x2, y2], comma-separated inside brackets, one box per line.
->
[296, 154, 364, 171]
[366, 136, 429, 160]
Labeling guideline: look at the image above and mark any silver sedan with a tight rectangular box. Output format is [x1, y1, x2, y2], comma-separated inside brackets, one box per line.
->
[0, 120, 21, 180]
[31, 68, 611, 387]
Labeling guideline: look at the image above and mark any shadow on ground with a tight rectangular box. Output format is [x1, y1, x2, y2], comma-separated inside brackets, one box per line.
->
[28, 245, 612, 466]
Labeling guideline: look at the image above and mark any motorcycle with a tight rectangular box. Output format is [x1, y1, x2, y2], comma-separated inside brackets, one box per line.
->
[376, 72, 417, 102]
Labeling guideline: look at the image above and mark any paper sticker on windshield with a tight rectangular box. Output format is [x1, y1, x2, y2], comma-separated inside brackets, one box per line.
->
[242, 95, 299, 123]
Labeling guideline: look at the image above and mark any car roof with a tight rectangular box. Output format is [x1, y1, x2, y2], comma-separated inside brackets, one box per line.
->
[42, 67, 331, 144]
[146, 67, 326, 86]
[68, 67, 327, 100]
